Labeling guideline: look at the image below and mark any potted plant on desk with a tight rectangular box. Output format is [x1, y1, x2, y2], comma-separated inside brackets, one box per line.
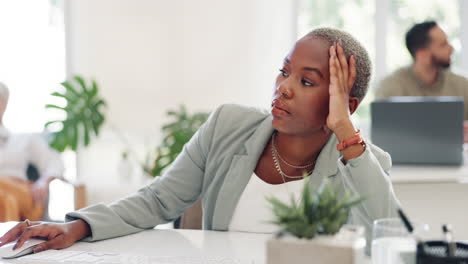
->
[266, 178, 366, 264]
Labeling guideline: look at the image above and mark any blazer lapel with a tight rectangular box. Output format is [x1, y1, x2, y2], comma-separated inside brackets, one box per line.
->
[307, 135, 341, 192]
[212, 116, 274, 230]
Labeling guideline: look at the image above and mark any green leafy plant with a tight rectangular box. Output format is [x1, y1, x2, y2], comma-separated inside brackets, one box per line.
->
[146, 105, 209, 177]
[45, 76, 106, 152]
[267, 176, 364, 239]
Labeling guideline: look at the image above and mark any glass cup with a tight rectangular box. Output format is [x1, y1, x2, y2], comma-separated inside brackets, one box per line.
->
[371, 218, 428, 264]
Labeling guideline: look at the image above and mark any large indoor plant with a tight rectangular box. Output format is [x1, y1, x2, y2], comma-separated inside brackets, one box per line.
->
[44, 75, 106, 211]
[145, 105, 209, 177]
[266, 177, 366, 264]
[45, 75, 106, 152]
[143, 105, 209, 229]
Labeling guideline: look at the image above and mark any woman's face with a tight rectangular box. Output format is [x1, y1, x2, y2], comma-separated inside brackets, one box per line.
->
[271, 37, 331, 136]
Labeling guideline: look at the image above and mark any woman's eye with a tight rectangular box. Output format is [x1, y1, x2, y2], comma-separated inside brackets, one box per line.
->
[279, 69, 289, 77]
[302, 79, 314, 86]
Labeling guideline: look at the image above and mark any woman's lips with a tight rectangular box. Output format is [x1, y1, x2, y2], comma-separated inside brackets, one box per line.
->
[271, 100, 291, 116]
[272, 106, 289, 116]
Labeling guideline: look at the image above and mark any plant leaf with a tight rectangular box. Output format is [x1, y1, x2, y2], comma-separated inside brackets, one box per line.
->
[45, 75, 106, 152]
[74, 76, 87, 93]
[148, 105, 209, 177]
[45, 104, 66, 111]
[60, 81, 80, 98]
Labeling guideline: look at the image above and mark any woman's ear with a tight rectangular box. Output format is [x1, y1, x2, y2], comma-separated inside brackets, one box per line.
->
[349, 97, 360, 115]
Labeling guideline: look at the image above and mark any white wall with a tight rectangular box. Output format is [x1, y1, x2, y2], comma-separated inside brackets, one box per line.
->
[65, 0, 297, 204]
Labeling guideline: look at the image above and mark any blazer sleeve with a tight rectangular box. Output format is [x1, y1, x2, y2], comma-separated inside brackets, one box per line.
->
[336, 144, 400, 246]
[65, 105, 224, 241]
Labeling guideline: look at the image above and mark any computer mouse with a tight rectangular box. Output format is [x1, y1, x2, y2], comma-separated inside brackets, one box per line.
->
[0, 238, 44, 259]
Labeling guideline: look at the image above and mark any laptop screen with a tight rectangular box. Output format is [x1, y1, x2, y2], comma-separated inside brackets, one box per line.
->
[371, 96, 464, 165]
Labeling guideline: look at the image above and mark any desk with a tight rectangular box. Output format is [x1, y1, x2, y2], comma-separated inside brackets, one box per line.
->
[390, 149, 468, 184]
[390, 148, 468, 240]
[0, 223, 270, 263]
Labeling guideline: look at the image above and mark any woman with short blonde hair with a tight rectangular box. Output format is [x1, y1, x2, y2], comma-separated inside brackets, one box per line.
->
[0, 28, 398, 254]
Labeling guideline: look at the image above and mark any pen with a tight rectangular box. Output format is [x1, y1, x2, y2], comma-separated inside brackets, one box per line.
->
[443, 224, 456, 257]
[397, 208, 424, 247]
[398, 208, 414, 233]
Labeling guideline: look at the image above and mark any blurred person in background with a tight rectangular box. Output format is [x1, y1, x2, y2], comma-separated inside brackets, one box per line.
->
[375, 21, 468, 142]
[0, 82, 64, 222]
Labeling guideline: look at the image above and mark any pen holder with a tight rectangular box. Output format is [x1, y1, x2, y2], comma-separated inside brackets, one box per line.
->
[417, 241, 468, 264]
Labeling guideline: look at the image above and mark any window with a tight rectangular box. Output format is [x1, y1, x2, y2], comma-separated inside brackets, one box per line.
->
[298, 0, 467, 125]
[0, 0, 66, 133]
[387, 0, 461, 72]
[298, 0, 375, 65]
[0, 0, 76, 221]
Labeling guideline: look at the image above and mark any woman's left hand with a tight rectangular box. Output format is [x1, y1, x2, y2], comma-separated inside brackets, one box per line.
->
[326, 42, 357, 132]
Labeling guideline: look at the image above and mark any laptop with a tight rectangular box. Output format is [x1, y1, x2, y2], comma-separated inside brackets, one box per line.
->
[371, 96, 464, 165]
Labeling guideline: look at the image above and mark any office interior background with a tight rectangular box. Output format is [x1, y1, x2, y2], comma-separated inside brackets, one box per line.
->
[0, 0, 467, 234]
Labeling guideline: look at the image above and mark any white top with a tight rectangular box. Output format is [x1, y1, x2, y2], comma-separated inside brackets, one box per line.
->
[0, 126, 64, 180]
[228, 173, 304, 233]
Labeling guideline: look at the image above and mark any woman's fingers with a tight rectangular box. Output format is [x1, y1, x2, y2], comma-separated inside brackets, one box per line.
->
[332, 45, 344, 90]
[329, 45, 339, 92]
[347, 55, 357, 92]
[336, 42, 348, 88]
[0, 220, 38, 246]
[13, 223, 58, 250]
[330, 43, 347, 94]
[333, 41, 357, 94]
[0, 222, 26, 244]
[13, 226, 43, 250]
[2, 221, 82, 255]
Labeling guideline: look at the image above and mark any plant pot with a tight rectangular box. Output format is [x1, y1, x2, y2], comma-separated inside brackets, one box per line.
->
[266, 225, 366, 264]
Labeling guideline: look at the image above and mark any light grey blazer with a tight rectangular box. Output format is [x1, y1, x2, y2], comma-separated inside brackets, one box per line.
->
[66, 104, 399, 243]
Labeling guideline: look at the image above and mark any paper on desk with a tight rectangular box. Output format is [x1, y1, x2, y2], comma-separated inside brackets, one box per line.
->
[16, 250, 254, 264]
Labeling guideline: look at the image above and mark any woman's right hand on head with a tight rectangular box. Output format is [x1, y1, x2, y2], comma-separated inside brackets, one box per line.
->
[0, 219, 91, 253]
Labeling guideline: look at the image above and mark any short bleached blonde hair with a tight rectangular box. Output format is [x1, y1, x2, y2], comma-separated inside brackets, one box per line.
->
[304, 28, 372, 101]
[0, 82, 9, 102]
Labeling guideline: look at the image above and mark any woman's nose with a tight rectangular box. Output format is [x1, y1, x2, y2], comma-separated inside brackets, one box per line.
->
[276, 79, 293, 99]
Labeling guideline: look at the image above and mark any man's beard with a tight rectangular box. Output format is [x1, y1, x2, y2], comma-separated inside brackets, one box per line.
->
[431, 54, 451, 69]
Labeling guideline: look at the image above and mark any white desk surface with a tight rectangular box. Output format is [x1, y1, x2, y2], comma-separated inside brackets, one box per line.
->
[0, 222, 271, 264]
[390, 147, 468, 184]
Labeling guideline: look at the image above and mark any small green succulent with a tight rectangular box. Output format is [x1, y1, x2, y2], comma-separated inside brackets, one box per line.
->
[267, 176, 364, 239]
